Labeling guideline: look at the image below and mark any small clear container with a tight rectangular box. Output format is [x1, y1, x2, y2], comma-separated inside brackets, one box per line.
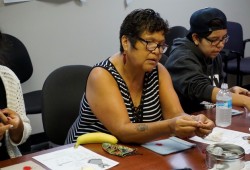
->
[206, 143, 245, 170]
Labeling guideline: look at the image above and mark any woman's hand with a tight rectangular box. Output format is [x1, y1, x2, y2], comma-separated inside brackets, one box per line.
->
[0, 123, 5, 141]
[230, 86, 250, 96]
[193, 114, 215, 138]
[171, 114, 214, 139]
[0, 122, 13, 142]
[0, 109, 24, 143]
[1, 109, 22, 130]
[171, 115, 201, 138]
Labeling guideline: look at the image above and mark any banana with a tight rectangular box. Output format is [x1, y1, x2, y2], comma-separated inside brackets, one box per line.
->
[74, 132, 118, 148]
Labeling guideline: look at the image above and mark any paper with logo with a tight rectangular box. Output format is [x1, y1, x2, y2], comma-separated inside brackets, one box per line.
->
[33, 146, 119, 170]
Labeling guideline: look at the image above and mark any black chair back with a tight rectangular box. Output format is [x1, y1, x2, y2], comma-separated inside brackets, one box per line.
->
[1, 34, 33, 83]
[224, 21, 244, 56]
[42, 65, 92, 145]
[221, 21, 250, 86]
[159, 26, 188, 65]
[0, 33, 42, 114]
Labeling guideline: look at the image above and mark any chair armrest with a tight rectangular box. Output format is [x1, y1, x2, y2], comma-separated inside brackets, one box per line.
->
[221, 49, 242, 61]
[243, 38, 250, 43]
[220, 49, 230, 56]
[221, 49, 242, 80]
[243, 39, 250, 54]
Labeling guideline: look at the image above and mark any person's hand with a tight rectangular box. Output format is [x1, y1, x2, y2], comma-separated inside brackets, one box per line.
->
[171, 115, 201, 138]
[192, 114, 215, 138]
[230, 86, 250, 96]
[0, 123, 5, 141]
[0, 108, 21, 130]
[0, 108, 24, 143]
[0, 123, 13, 141]
[244, 100, 250, 112]
[0, 115, 13, 142]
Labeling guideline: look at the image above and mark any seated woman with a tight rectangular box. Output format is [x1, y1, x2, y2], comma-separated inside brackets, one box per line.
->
[66, 8, 214, 144]
[0, 31, 32, 160]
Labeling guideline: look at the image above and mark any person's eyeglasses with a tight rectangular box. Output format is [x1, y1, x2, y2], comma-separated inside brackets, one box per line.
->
[204, 35, 229, 46]
[136, 37, 168, 53]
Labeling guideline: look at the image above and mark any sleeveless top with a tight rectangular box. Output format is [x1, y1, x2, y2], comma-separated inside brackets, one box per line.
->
[65, 58, 162, 144]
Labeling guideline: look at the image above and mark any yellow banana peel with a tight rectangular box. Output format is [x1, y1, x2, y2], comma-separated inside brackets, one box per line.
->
[74, 132, 118, 148]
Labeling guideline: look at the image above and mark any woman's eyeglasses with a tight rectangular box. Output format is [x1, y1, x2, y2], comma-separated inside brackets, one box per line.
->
[136, 37, 168, 54]
[204, 35, 229, 46]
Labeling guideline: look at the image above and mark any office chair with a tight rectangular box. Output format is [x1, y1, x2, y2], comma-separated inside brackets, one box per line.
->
[42, 65, 92, 145]
[221, 21, 250, 87]
[1, 33, 42, 114]
[159, 26, 188, 65]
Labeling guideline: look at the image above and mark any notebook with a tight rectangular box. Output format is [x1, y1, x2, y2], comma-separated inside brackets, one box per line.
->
[142, 137, 196, 155]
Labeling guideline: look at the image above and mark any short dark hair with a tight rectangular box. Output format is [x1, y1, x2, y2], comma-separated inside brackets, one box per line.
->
[119, 8, 169, 52]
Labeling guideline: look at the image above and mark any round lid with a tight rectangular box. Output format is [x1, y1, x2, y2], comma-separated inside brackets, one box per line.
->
[206, 143, 245, 160]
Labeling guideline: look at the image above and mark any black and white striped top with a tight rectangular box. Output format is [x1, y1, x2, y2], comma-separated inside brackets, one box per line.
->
[65, 58, 162, 144]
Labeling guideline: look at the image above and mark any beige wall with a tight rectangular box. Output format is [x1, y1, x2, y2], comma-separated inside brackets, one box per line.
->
[0, 0, 250, 93]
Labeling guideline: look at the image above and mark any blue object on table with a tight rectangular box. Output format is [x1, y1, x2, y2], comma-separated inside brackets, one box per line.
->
[142, 137, 196, 155]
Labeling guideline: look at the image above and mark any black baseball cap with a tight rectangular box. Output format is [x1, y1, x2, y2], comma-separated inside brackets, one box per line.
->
[189, 7, 227, 33]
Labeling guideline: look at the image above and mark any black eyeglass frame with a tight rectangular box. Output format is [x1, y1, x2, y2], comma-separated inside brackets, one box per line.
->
[204, 35, 229, 46]
[136, 37, 168, 54]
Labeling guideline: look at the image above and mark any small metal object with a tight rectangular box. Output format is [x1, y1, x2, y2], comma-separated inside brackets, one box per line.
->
[242, 136, 250, 140]
[206, 143, 245, 169]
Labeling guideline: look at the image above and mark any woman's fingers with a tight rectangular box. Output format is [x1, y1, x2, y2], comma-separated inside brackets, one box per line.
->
[174, 114, 214, 138]
[0, 123, 12, 135]
[0, 109, 20, 129]
[1, 108, 16, 118]
[230, 86, 249, 96]
[0, 111, 8, 123]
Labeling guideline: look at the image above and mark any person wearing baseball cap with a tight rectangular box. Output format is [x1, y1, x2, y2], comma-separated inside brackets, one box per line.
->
[165, 7, 250, 114]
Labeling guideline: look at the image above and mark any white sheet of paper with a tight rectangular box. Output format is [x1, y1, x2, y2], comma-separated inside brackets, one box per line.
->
[33, 146, 119, 170]
[190, 127, 250, 154]
[4, 0, 30, 4]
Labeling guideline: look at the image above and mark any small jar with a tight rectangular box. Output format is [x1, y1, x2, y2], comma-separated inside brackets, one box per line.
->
[206, 143, 245, 170]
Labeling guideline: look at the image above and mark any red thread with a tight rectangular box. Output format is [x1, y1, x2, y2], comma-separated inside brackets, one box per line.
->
[155, 143, 163, 146]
